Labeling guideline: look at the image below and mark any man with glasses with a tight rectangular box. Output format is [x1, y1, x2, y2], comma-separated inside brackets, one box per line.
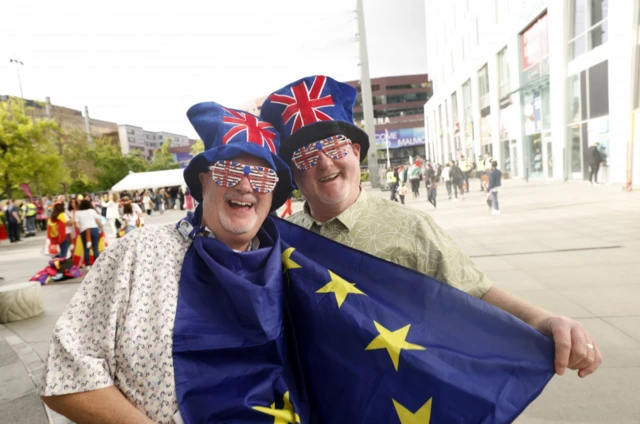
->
[40, 102, 295, 423]
[261, 75, 601, 381]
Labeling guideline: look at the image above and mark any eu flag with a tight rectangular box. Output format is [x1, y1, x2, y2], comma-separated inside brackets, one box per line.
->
[275, 217, 555, 423]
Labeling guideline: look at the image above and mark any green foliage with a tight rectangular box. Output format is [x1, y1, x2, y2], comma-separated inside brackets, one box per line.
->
[360, 171, 370, 182]
[0, 99, 63, 198]
[190, 139, 204, 156]
[148, 138, 180, 172]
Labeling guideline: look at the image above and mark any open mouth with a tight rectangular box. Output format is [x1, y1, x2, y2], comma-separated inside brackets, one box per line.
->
[319, 172, 340, 183]
[227, 199, 255, 210]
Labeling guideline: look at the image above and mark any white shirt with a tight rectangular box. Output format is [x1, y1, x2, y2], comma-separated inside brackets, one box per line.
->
[442, 166, 451, 182]
[102, 200, 120, 220]
[121, 213, 137, 228]
[75, 209, 101, 232]
[40, 224, 189, 423]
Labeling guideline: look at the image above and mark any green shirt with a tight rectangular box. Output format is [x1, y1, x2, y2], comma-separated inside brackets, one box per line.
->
[287, 190, 493, 298]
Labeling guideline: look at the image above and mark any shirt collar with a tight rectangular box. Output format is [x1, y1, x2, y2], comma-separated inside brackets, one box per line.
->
[301, 187, 367, 233]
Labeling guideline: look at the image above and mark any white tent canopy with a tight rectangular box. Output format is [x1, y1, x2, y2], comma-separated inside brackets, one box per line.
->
[110, 168, 186, 192]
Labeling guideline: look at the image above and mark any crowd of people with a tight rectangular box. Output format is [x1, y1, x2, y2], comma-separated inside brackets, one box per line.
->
[0, 186, 195, 251]
[383, 152, 503, 214]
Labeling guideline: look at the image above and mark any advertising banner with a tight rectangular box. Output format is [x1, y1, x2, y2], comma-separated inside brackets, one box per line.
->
[375, 127, 425, 150]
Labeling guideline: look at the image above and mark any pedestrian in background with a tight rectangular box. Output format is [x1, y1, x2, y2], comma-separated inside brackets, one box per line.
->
[442, 162, 452, 199]
[178, 187, 185, 211]
[102, 193, 120, 234]
[450, 161, 464, 201]
[459, 156, 471, 193]
[427, 176, 438, 209]
[75, 199, 104, 268]
[386, 167, 398, 202]
[487, 161, 502, 215]
[7, 199, 22, 243]
[397, 183, 407, 205]
[408, 161, 421, 197]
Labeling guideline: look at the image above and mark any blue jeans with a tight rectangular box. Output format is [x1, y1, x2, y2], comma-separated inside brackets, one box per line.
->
[491, 191, 499, 210]
[59, 236, 70, 259]
[80, 227, 101, 265]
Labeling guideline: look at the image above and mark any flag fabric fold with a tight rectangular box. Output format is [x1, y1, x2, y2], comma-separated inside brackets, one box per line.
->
[172, 209, 554, 423]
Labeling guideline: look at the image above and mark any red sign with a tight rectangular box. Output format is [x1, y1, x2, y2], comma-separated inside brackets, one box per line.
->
[521, 14, 549, 70]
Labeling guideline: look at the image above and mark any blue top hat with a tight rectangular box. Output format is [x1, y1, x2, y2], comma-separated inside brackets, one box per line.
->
[260, 75, 369, 166]
[183, 102, 293, 211]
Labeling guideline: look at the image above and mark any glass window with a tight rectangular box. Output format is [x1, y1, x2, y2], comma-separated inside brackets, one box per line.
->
[590, 19, 608, 49]
[386, 92, 427, 104]
[591, 0, 608, 25]
[588, 60, 609, 118]
[478, 65, 490, 110]
[571, 0, 586, 38]
[498, 47, 511, 98]
[462, 79, 472, 118]
[570, 35, 587, 59]
[568, 74, 581, 123]
[569, 125, 582, 173]
[451, 92, 459, 123]
[580, 70, 588, 121]
[541, 86, 551, 130]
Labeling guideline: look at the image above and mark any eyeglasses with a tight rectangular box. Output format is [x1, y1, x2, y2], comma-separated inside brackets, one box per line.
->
[209, 160, 279, 194]
[292, 135, 352, 171]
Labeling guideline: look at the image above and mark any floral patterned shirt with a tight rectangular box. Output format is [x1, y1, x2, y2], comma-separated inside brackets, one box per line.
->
[287, 190, 493, 298]
[40, 224, 189, 423]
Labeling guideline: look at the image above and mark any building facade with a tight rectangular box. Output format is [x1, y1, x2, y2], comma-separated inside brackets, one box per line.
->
[424, 0, 640, 186]
[347, 74, 433, 165]
[118, 124, 190, 161]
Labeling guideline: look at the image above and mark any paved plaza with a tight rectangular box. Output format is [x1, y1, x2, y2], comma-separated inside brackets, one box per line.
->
[1, 178, 639, 423]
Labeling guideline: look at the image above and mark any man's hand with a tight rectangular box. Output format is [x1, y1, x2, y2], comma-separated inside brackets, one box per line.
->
[542, 315, 602, 378]
[482, 286, 603, 378]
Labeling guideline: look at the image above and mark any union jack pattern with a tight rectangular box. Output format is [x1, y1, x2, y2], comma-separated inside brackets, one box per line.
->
[268, 75, 334, 135]
[222, 108, 277, 153]
[210, 160, 279, 194]
[292, 135, 352, 171]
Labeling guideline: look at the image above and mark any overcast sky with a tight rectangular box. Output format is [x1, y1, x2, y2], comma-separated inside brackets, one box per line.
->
[1, 0, 427, 138]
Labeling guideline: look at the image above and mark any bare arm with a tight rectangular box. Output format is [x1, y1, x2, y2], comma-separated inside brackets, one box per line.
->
[482, 285, 602, 377]
[42, 386, 154, 424]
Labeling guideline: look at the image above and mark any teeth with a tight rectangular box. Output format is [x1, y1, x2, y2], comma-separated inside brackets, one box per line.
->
[320, 173, 339, 182]
[230, 200, 253, 206]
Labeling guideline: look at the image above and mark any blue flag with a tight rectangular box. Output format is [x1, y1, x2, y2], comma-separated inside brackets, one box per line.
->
[173, 209, 554, 423]
[275, 217, 555, 423]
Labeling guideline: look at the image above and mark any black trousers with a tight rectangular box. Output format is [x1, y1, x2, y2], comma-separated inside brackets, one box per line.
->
[389, 183, 398, 201]
[589, 163, 600, 183]
[8, 221, 20, 242]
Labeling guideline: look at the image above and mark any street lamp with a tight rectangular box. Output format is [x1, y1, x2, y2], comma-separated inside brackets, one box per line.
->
[9, 59, 24, 101]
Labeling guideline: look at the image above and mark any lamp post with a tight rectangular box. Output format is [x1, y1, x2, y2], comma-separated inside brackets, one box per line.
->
[9, 59, 25, 101]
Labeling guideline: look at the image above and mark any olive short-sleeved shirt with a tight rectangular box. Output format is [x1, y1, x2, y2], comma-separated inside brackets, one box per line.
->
[288, 190, 493, 298]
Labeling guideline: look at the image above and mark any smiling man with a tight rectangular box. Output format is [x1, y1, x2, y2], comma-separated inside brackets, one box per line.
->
[261, 75, 602, 380]
[39, 102, 297, 423]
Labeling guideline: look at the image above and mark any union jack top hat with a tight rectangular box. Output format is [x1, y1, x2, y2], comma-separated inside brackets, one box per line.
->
[183, 102, 293, 211]
[260, 75, 370, 166]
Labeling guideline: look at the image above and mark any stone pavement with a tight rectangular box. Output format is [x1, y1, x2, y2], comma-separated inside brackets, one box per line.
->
[0, 180, 638, 423]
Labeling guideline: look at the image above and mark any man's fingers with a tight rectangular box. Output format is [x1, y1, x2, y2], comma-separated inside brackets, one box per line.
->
[552, 321, 572, 376]
[572, 341, 595, 371]
[567, 326, 588, 369]
[578, 345, 603, 378]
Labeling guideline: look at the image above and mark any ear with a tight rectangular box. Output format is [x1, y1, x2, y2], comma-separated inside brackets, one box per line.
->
[351, 142, 361, 159]
[198, 172, 209, 198]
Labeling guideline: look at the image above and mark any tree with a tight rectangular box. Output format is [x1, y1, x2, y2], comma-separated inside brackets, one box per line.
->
[91, 138, 148, 191]
[148, 138, 180, 171]
[58, 129, 99, 193]
[190, 139, 204, 156]
[0, 99, 65, 199]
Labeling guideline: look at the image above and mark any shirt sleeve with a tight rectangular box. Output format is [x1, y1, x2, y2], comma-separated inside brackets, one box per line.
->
[59, 213, 67, 225]
[39, 241, 133, 396]
[414, 214, 493, 298]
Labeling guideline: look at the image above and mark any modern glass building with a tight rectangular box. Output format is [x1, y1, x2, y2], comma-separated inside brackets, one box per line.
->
[424, 0, 640, 186]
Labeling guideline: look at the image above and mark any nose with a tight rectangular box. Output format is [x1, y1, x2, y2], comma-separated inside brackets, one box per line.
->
[235, 175, 254, 193]
[315, 149, 333, 171]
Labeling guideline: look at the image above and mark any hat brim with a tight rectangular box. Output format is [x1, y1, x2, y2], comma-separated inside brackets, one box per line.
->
[183, 144, 293, 212]
[278, 121, 370, 166]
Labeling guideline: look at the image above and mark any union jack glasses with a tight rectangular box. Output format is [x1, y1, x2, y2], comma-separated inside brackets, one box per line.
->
[209, 160, 279, 194]
[292, 135, 352, 171]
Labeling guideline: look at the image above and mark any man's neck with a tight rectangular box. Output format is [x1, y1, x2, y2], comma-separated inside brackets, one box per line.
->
[306, 186, 360, 223]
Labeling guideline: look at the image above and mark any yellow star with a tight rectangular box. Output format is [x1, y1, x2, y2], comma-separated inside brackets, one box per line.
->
[365, 321, 426, 371]
[282, 247, 301, 285]
[392, 398, 432, 424]
[316, 270, 366, 308]
[252, 391, 301, 424]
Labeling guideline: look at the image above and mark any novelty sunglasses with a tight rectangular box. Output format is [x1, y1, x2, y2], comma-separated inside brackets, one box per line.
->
[209, 160, 279, 194]
[292, 135, 353, 171]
